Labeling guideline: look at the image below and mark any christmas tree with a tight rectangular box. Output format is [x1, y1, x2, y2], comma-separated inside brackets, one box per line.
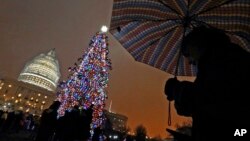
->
[57, 30, 111, 129]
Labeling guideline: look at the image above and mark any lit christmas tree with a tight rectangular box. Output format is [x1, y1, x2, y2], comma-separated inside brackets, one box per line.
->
[57, 30, 111, 129]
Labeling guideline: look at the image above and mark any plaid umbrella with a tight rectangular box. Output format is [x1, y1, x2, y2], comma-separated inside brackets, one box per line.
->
[110, 0, 250, 76]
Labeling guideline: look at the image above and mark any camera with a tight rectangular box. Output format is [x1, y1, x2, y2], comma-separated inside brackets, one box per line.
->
[164, 78, 178, 101]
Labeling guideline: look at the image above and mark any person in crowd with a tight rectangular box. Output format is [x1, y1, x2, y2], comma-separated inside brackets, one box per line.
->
[35, 101, 60, 141]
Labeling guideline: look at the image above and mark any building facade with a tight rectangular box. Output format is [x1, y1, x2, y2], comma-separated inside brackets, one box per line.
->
[0, 78, 56, 114]
[104, 110, 128, 132]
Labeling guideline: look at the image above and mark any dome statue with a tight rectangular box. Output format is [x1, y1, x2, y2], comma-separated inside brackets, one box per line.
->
[18, 49, 61, 92]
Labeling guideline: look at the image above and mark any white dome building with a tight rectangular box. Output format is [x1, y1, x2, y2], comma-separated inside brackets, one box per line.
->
[18, 49, 61, 92]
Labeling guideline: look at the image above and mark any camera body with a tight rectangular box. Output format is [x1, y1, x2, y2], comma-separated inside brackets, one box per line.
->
[164, 78, 179, 101]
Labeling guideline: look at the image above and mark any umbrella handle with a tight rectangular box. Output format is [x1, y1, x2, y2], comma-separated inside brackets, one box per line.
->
[168, 100, 172, 126]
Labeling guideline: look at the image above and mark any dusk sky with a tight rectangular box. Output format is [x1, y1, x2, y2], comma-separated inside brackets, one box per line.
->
[0, 0, 194, 138]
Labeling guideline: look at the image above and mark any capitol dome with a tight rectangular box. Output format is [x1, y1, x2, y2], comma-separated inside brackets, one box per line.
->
[18, 49, 61, 92]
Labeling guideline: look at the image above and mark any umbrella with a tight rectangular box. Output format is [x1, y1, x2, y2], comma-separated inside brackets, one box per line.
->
[110, 0, 250, 76]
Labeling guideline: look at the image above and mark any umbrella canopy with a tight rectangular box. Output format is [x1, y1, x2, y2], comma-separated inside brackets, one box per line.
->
[110, 0, 250, 76]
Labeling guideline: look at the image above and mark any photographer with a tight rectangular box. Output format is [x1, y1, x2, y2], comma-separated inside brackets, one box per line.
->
[165, 26, 250, 141]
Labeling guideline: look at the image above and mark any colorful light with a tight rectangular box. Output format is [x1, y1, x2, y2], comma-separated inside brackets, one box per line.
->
[57, 32, 111, 129]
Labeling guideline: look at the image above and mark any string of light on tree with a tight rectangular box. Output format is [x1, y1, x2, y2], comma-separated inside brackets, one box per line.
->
[57, 31, 111, 129]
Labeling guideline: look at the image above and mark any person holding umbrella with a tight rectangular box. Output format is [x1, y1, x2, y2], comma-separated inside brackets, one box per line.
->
[165, 26, 250, 141]
[109, 0, 250, 140]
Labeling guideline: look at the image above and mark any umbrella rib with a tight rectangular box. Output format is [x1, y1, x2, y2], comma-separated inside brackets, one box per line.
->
[174, 26, 187, 76]
[192, 19, 250, 42]
[190, 0, 236, 18]
[158, 0, 183, 19]
[132, 18, 181, 23]
[192, 19, 214, 28]
[192, 19, 230, 32]
[227, 31, 250, 42]
[192, 19, 225, 32]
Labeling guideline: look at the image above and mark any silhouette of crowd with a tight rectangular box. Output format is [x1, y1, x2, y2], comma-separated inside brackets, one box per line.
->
[0, 101, 104, 141]
[35, 101, 96, 141]
[0, 108, 40, 140]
